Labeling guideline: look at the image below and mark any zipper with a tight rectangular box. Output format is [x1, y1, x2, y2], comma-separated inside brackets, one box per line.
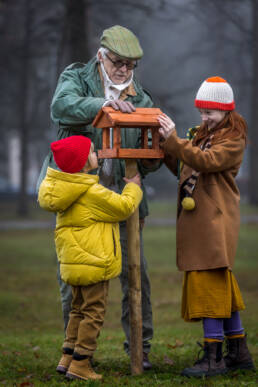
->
[112, 228, 116, 256]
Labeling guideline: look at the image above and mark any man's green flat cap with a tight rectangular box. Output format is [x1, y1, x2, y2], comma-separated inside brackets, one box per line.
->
[100, 25, 143, 60]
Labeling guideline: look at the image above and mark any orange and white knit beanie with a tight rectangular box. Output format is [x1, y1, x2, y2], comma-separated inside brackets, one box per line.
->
[195, 76, 235, 111]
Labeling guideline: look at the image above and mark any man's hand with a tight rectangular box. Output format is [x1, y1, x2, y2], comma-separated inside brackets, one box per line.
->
[105, 99, 136, 113]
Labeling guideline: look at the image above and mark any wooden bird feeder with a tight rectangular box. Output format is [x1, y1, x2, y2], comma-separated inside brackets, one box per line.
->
[92, 107, 164, 159]
[92, 106, 164, 376]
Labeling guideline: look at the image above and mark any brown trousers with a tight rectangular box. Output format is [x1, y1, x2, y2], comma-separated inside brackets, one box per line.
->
[63, 281, 109, 356]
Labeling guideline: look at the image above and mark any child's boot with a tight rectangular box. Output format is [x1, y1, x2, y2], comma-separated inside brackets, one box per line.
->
[56, 348, 73, 374]
[181, 341, 227, 377]
[66, 353, 102, 381]
[224, 335, 255, 370]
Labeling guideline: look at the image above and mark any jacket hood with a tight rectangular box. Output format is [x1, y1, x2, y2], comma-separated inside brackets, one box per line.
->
[38, 167, 99, 212]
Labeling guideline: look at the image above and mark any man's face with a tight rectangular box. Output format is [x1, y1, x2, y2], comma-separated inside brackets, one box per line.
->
[198, 109, 226, 130]
[99, 51, 136, 85]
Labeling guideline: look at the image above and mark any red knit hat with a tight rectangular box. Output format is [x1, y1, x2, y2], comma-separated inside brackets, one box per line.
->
[195, 76, 235, 111]
[51, 136, 92, 173]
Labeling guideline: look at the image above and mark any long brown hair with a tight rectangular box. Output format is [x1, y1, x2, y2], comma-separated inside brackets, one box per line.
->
[192, 111, 248, 146]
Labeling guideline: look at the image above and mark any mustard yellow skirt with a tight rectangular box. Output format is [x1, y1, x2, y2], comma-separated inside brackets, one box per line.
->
[181, 269, 245, 322]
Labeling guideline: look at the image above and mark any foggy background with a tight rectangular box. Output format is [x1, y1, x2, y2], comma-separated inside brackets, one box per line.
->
[1, 0, 257, 216]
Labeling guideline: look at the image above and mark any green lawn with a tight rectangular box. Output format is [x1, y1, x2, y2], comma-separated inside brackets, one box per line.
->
[1, 197, 258, 221]
[0, 202, 257, 386]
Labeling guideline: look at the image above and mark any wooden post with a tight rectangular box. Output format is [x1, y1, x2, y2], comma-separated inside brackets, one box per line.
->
[125, 159, 143, 375]
[92, 107, 164, 375]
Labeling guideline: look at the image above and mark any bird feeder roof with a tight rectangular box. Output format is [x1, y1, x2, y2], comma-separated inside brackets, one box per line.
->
[92, 107, 163, 128]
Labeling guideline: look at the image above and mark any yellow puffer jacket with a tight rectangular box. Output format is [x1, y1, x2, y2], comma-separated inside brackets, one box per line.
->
[38, 167, 143, 286]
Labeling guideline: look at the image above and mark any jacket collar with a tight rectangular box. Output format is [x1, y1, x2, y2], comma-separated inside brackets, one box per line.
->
[79, 57, 138, 100]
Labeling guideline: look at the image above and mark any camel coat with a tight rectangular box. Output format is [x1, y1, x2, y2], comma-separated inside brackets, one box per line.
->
[162, 128, 245, 272]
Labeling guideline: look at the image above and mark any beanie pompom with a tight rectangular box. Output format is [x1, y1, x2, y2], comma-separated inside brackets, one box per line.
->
[206, 76, 227, 83]
[182, 197, 195, 211]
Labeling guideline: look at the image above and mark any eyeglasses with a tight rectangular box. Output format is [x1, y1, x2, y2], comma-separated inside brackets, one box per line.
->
[105, 53, 137, 70]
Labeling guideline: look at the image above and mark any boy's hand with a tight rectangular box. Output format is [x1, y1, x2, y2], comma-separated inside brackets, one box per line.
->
[157, 113, 176, 140]
[123, 173, 141, 187]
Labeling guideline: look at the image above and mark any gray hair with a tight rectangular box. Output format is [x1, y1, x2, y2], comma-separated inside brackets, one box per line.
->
[96, 47, 109, 62]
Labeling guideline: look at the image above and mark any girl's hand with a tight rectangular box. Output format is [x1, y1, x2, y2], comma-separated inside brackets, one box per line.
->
[123, 173, 141, 187]
[157, 114, 176, 140]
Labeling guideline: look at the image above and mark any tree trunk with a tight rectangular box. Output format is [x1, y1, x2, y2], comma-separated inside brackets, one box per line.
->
[249, 0, 258, 204]
[17, 0, 30, 217]
[125, 159, 143, 375]
[66, 0, 90, 64]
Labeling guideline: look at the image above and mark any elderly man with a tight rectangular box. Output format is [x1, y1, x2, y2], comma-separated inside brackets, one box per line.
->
[47, 25, 160, 370]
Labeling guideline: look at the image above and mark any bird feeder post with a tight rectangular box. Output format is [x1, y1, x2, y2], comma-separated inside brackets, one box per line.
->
[92, 107, 164, 375]
[125, 158, 143, 375]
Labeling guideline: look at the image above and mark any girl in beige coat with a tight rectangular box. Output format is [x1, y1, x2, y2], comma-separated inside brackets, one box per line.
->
[158, 77, 254, 377]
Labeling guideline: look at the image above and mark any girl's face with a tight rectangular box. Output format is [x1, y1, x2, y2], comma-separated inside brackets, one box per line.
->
[198, 109, 226, 129]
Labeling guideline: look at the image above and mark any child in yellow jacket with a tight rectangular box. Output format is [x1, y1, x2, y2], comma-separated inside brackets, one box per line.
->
[38, 135, 142, 381]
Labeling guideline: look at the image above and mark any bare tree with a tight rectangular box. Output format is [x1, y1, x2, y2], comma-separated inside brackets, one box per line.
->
[189, 0, 255, 203]
[17, 0, 31, 216]
[249, 0, 258, 204]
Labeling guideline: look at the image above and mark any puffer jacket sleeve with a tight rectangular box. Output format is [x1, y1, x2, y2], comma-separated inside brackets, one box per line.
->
[88, 182, 143, 223]
[51, 66, 105, 126]
[38, 178, 57, 212]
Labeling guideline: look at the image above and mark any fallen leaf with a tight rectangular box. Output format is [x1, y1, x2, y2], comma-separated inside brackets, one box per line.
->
[42, 374, 52, 381]
[2, 351, 11, 356]
[167, 339, 184, 349]
[113, 371, 123, 376]
[175, 339, 184, 347]
[24, 374, 33, 379]
[163, 355, 174, 366]
[106, 336, 113, 340]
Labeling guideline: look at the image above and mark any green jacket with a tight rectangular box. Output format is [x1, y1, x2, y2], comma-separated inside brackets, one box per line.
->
[47, 57, 160, 218]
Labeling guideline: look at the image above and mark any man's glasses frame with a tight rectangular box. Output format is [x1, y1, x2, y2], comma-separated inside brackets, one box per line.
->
[105, 53, 137, 70]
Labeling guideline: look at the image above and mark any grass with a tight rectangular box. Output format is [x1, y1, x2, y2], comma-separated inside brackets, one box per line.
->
[0, 201, 257, 386]
[1, 197, 258, 221]
[147, 199, 258, 219]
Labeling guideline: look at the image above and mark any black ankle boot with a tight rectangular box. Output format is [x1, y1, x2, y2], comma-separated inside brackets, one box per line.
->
[143, 352, 152, 370]
[181, 341, 227, 377]
[224, 335, 255, 370]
